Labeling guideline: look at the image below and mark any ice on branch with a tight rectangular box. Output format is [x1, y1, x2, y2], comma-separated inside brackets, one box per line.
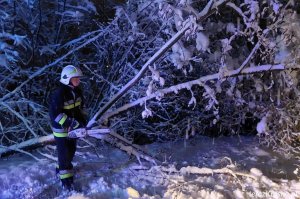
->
[271, 1, 281, 14]
[174, 8, 184, 31]
[142, 107, 153, 119]
[0, 33, 26, 46]
[188, 96, 196, 108]
[196, 32, 210, 52]
[159, 77, 165, 87]
[254, 78, 264, 92]
[83, 0, 97, 13]
[115, 7, 123, 18]
[218, 65, 229, 81]
[151, 69, 160, 82]
[170, 41, 192, 70]
[201, 84, 218, 111]
[182, 15, 201, 38]
[226, 23, 236, 33]
[178, 0, 191, 7]
[245, 0, 259, 21]
[274, 38, 289, 64]
[146, 81, 153, 96]
[198, 0, 214, 18]
[256, 116, 269, 136]
[158, 2, 173, 19]
[39, 46, 56, 56]
[62, 11, 84, 19]
[221, 38, 233, 53]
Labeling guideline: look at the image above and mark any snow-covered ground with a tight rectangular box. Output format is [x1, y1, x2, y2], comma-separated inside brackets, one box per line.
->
[0, 135, 299, 199]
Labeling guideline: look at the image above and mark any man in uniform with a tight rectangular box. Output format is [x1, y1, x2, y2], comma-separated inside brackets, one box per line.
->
[49, 65, 87, 190]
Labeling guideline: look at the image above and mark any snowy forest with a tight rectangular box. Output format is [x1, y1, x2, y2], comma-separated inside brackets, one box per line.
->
[0, 0, 300, 198]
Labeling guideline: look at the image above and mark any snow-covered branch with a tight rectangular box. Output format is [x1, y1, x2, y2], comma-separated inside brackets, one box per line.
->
[0, 30, 105, 102]
[0, 135, 54, 156]
[103, 64, 296, 121]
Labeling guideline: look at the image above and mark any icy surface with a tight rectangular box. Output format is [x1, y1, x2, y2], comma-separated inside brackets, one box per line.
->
[0, 135, 299, 199]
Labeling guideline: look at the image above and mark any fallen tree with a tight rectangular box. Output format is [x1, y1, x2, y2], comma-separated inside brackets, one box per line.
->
[0, 131, 158, 164]
[0, 135, 54, 157]
[88, 0, 231, 126]
[102, 64, 296, 121]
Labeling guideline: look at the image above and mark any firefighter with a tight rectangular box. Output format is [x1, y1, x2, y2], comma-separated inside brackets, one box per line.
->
[49, 65, 87, 190]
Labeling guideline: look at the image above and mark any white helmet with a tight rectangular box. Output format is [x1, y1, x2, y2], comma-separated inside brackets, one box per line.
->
[60, 65, 83, 85]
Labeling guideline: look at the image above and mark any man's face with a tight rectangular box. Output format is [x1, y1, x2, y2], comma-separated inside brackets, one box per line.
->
[70, 77, 80, 87]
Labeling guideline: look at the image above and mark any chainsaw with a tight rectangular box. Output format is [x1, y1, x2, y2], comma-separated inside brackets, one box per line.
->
[68, 128, 111, 139]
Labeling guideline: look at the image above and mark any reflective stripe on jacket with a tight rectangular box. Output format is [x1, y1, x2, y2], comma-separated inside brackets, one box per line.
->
[49, 83, 86, 137]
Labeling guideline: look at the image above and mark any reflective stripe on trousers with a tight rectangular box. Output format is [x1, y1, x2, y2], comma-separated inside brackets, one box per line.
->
[52, 127, 68, 137]
[59, 169, 74, 179]
[53, 132, 68, 137]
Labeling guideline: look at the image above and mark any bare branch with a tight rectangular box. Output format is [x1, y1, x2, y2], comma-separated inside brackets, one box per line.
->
[0, 102, 38, 137]
[0, 135, 54, 156]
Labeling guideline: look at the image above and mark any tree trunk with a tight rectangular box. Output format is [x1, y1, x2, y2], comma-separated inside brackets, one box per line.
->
[0, 135, 54, 156]
[0, 133, 157, 164]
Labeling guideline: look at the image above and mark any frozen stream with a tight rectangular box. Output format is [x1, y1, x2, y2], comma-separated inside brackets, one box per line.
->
[0, 135, 299, 198]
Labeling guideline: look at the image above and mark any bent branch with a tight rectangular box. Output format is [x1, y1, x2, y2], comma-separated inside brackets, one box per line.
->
[103, 64, 298, 120]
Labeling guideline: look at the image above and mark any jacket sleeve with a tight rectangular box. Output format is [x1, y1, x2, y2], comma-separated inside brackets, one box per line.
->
[49, 89, 74, 129]
[76, 88, 88, 126]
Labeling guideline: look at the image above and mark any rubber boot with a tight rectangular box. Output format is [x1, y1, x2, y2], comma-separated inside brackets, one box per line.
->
[61, 177, 74, 191]
[55, 167, 60, 179]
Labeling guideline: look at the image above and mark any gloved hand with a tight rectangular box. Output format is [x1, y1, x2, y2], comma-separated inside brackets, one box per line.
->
[68, 119, 80, 132]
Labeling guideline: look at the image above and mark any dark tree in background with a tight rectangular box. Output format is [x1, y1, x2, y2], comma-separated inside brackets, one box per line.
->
[0, 0, 300, 156]
[0, 0, 105, 145]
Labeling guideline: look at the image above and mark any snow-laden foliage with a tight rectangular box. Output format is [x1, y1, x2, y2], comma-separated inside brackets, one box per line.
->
[0, 1, 25, 70]
[0, 0, 300, 156]
[93, 0, 300, 151]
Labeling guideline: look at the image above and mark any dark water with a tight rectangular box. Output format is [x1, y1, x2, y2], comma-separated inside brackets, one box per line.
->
[152, 135, 300, 180]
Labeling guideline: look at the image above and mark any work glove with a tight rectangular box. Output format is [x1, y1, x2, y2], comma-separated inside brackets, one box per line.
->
[68, 119, 80, 132]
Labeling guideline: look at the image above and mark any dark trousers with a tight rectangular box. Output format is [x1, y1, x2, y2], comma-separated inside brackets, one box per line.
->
[55, 136, 77, 187]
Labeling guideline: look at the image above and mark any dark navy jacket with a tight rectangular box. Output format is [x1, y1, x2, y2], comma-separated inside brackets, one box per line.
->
[49, 83, 86, 137]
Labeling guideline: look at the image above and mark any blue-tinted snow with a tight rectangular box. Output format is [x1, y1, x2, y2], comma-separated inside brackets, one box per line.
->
[0, 135, 299, 198]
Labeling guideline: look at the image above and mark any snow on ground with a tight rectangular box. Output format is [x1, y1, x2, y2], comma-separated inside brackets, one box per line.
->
[0, 135, 299, 199]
